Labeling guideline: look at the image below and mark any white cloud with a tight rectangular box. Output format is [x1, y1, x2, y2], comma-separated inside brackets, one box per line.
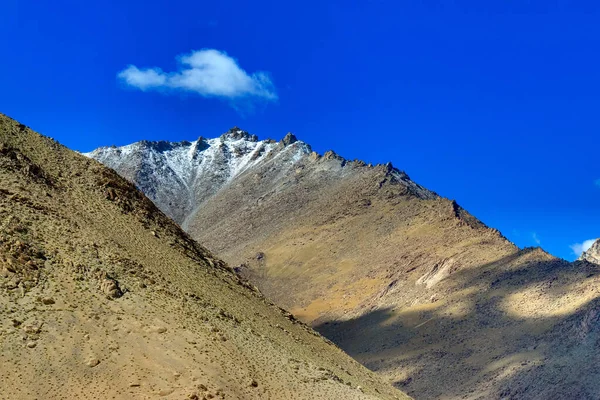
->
[118, 67, 166, 90]
[531, 232, 541, 245]
[570, 239, 598, 257]
[595, 179, 600, 188]
[117, 49, 277, 103]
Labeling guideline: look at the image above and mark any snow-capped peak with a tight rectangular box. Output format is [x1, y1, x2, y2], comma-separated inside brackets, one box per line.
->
[85, 128, 436, 230]
[84, 129, 311, 226]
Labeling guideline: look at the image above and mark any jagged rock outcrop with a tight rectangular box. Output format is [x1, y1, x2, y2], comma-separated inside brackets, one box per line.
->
[280, 132, 298, 146]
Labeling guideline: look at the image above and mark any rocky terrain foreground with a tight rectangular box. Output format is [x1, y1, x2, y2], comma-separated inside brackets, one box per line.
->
[0, 114, 408, 400]
[90, 128, 600, 399]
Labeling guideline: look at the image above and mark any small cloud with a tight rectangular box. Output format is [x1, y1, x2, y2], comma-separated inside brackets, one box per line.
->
[595, 179, 600, 187]
[117, 49, 277, 108]
[531, 232, 541, 245]
[118, 67, 166, 90]
[570, 238, 598, 257]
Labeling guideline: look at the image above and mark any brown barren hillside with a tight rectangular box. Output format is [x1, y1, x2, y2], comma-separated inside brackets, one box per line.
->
[90, 129, 600, 399]
[0, 114, 408, 400]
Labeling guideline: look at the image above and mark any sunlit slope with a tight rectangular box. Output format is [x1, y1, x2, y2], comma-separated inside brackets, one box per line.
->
[191, 152, 600, 399]
[0, 114, 407, 400]
[193, 154, 600, 399]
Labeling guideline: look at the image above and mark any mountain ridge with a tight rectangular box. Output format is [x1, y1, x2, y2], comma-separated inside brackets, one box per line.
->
[86, 127, 440, 231]
[87, 127, 514, 249]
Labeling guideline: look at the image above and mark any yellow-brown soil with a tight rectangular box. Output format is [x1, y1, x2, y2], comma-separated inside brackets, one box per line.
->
[0, 114, 408, 400]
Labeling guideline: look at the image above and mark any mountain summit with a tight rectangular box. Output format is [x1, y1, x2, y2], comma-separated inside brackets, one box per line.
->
[86, 129, 434, 232]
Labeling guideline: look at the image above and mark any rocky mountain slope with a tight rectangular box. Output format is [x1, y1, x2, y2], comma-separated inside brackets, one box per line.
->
[89, 128, 600, 399]
[579, 239, 600, 265]
[0, 114, 408, 400]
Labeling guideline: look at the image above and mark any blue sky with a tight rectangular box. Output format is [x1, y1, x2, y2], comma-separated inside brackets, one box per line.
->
[1, 0, 599, 260]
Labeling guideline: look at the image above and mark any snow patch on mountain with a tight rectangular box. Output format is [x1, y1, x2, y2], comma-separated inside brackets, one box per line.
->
[84, 128, 310, 223]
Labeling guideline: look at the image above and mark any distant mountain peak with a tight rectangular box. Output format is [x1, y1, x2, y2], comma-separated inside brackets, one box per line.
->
[221, 126, 258, 142]
[580, 238, 600, 265]
[323, 149, 343, 160]
[86, 127, 438, 229]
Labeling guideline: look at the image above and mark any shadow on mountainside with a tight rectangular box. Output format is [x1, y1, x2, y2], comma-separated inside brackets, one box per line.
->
[314, 250, 600, 399]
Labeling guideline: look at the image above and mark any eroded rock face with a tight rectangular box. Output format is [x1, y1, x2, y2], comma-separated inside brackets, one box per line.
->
[580, 239, 600, 265]
[99, 276, 123, 299]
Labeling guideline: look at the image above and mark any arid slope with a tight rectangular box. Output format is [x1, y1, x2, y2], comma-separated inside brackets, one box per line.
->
[90, 129, 600, 399]
[0, 114, 407, 400]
